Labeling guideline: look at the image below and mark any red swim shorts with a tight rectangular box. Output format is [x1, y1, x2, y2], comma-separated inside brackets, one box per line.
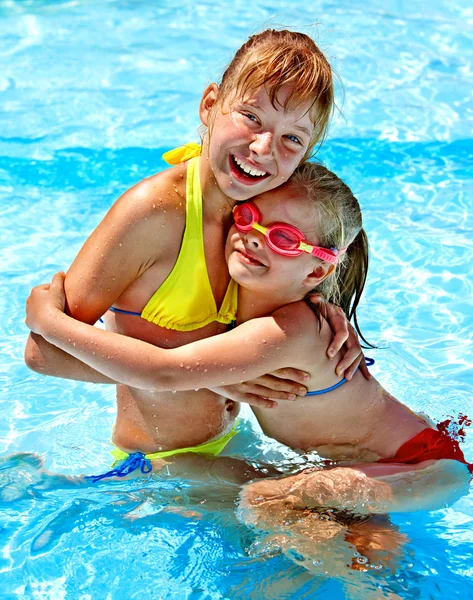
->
[378, 428, 473, 473]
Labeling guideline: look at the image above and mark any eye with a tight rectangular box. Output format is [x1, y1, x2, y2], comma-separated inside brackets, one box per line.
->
[285, 134, 302, 145]
[243, 112, 260, 124]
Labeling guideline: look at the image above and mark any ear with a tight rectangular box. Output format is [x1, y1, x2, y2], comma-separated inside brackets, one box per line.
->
[199, 83, 219, 126]
[302, 262, 335, 290]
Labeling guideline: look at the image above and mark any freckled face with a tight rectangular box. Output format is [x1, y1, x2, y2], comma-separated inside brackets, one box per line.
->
[206, 85, 314, 201]
[225, 186, 320, 295]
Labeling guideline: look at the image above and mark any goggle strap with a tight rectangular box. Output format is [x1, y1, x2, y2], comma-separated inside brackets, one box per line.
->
[308, 245, 339, 264]
[252, 222, 267, 235]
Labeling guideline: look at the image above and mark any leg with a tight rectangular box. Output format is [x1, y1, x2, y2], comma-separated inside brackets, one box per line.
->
[240, 458, 470, 516]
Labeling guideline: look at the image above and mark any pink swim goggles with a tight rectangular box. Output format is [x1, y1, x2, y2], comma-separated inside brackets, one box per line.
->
[233, 201, 345, 264]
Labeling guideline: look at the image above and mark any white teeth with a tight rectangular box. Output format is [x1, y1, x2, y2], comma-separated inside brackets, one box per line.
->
[233, 156, 267, 177]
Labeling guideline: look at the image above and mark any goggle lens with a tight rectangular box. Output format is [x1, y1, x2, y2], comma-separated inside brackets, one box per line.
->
[233, 203, 255, 229]
[268, 228, 301, 251]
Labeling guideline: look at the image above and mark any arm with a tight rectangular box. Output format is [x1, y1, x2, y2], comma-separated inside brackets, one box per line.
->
[26, 274, 304, 394]
[25, 332, 115, 383]
[24, 171, 184, 382]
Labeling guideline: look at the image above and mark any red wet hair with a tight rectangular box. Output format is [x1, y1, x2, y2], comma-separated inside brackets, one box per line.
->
[213, 29, 335, 160]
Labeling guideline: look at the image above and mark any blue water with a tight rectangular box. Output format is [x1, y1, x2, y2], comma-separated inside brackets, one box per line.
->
[1, 0, 473, 598]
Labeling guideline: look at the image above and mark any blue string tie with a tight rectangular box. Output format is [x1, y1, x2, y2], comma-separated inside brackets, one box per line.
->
[86, 452, 152, 483]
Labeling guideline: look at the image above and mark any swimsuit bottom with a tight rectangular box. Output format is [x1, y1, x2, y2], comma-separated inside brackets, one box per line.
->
[86, 422, 240, 483]
[377, 427, 473, 473]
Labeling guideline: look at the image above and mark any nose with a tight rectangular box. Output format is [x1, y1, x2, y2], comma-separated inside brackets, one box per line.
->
[249, 132, 274, 159]
[244, 226, 264, 248]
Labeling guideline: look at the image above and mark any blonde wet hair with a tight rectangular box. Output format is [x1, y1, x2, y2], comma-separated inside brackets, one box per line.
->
[290, 162, 370, 343]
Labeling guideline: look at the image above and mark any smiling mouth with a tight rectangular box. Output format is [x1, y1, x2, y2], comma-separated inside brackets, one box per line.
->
[230, 155, 269, 181]
[236, 249, 266, 267]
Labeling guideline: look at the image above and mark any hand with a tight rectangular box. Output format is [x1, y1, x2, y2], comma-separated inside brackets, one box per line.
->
[25, 272, 67, 335]
[308, 294, 371, 381]
[210, 368, 310, 409]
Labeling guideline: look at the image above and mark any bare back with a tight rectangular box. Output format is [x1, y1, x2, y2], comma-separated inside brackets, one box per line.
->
[251, 302, 430, 462]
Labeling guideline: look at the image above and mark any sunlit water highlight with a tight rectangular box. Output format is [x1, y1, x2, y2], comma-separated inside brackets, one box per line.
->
[1, 1, 472, 598]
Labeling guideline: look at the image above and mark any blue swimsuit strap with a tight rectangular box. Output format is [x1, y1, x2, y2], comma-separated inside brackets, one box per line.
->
[109, 306, 141, 316]
[85, 452, 152, 483]
[305, 357, 375, 396]
[98, 306, 142, 324]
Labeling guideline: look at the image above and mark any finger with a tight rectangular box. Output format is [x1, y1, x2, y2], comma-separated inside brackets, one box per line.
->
[33, 284, 51, 292]
[327, 329, 349, 358]
[242, 383, 297, 400]
[359, 357, 372, 380]
[342, 355, 362, 381]
[240, 382, 299, 401]
[51, 272, 66, 289]
[307, 293, 324, 305]
[255, 375, 308, 396]
[267, 368, 311, 386]
[238, 394, 279, 409]
[335, 348, 363, 378]
[242, 374, 306, 393]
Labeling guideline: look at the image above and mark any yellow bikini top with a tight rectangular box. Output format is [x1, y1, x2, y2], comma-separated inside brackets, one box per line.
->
[140, 149, 238, 331]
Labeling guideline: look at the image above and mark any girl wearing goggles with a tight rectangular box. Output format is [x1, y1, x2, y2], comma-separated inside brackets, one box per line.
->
[233, 201, 346, 263]
[27, 162, 470, 532]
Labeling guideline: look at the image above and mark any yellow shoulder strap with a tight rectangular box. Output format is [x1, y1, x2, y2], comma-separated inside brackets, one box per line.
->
[162, 143, 201, 165]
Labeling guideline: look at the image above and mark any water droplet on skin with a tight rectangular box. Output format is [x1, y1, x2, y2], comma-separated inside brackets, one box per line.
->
[356, 556, 368, 564]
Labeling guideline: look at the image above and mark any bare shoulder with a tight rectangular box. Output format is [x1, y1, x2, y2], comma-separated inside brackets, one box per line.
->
[65, 163, 188, 322]
[271, 301, 333, 351]
[109, 163, 187, 225]
[73, 164, 188, 265]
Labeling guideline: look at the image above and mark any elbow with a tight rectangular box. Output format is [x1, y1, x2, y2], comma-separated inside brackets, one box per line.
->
[24, 333, 49, 374]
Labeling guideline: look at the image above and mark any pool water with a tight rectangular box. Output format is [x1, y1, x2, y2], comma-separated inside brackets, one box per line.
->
[1, 0, 473, 598]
